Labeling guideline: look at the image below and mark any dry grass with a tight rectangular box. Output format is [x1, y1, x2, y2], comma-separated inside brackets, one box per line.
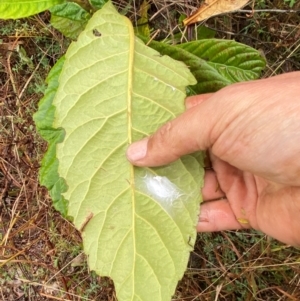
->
[1, 1, 300, 300]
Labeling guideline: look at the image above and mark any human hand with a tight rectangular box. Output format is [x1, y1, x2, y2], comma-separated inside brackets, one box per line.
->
[126, 71, 300, 246]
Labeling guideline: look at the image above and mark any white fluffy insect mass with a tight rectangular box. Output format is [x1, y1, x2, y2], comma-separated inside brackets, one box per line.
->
[142, 173, 183, 204]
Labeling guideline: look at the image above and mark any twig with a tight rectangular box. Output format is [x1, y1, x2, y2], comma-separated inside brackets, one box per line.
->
[203, 24, 261, 42]
[39, 293, 72, 301]
[146, 29, 161, 45]
[1, 199, 21, 247]
[271, 40, 300, 76]
[149, 2, 174, 22]
[0, 158, 22, 188]
[17, 278, 91, 301]
[237, 9, 300, 13]
[6, 39, 20, 103]
[18, 48, 49, 101]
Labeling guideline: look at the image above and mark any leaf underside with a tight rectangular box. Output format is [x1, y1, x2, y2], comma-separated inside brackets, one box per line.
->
[43, 2, 204, 301]
[0, 0, 65, 19]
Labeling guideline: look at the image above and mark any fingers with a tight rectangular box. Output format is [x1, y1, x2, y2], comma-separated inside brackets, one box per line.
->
[200, 166, 251, 232]
[202, 170, 225, 201]
[200, 157, 257, 232]
[197, 199, 247, 232]
[254, 184, 300, 246]
[126, 94, 220, 166]
[185, 93, 213, 109]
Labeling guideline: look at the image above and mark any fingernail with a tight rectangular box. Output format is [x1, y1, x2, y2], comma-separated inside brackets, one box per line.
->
[126, 138, 148, 162]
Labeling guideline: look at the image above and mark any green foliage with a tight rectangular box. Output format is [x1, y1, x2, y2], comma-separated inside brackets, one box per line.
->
[48, 1, 109, 40]
[50, 2, 91, 39]
[0, 0, 65, 19]
[89, 0, 109, 9]
[33, 57, 68, 216]
[135, 0, 150, 39]
[178, 40, 265, 87]
[147, 39, 265, 94]
[37, 3, 204, 301]
[163, 25, 216, 45]
[284, 0, 296, 7]
[195, 25, 216, 39]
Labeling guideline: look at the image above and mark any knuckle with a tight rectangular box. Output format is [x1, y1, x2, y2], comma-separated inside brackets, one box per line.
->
[147, 120, 180, 163]
[154, 121, 173, 146]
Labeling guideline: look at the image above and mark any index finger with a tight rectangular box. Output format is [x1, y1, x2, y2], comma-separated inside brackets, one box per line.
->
[126, 93, 221, 166]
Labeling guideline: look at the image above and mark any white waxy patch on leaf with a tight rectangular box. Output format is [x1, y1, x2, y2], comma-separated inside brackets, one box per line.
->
[142, 173, 183, 203]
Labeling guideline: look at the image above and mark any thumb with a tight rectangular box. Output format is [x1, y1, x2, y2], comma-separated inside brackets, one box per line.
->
[126, 93, 221, 167]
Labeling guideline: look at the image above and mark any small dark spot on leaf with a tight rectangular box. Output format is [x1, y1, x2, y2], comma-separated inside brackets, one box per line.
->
[93, 29, 102, 37]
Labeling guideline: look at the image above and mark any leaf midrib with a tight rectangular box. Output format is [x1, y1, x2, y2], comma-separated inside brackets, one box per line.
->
[125, 15, 137, 301]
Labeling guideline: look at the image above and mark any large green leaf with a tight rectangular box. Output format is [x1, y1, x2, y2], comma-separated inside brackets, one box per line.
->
[89, 0, 109, 9]
[50, 3, 91, 40]
[147, 39, 265, 94]
[178, 40, 266, 82]
[45, 1, 203, 301]
[33, 56, 68, 216]
[0, 0, 65, 19]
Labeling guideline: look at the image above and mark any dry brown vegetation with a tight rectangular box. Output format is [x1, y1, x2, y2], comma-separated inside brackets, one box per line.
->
[1, 1, 300, 300]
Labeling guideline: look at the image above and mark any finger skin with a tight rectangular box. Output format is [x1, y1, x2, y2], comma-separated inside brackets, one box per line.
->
[255, 184, 300, 246]
[202, 153, 300, 246]
[127, 71, 300, 186]
[185, 93, 213, 109]
[202, 170, 226, 201]
[197, 200, 245, 232]
[126, 97, 221, 165]
[198, 182, 300, 246]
